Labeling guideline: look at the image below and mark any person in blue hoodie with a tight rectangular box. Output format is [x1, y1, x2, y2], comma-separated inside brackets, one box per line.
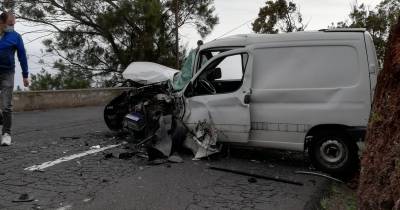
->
[0, 12, 29, 146]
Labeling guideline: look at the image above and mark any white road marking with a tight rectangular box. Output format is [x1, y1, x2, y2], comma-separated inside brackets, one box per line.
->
[25, 142, 127, 171]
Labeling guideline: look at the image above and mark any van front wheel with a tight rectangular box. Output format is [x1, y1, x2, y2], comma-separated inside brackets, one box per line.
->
[309, 131, 358, 175]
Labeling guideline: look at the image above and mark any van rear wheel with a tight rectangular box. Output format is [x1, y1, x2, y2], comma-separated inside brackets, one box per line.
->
[308, 131, 358, 175]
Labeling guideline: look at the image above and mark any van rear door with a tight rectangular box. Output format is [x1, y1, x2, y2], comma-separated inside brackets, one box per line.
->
[182, 49, 253, 143]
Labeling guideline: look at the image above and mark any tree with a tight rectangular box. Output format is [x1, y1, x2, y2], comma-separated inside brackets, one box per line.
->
[333, 1, 400, 66]
[30, 67, 91, 91]
[358, 18, 400, 210]
[166, 0, 219, 68]
[252, 0, 305, 34]
[14, 0, 218, 86]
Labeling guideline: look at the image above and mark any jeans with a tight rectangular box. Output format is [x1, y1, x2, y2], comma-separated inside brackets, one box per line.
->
[0, 72, 14, 135]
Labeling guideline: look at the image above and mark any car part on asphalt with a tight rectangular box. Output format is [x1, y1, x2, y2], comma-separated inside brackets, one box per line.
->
[209, 166, 304, 186]
[294, 171, 344, 183]
[12, 193, 35, 203]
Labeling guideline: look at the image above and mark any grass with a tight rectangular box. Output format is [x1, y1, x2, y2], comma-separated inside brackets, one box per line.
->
[320, 183, 358, 210]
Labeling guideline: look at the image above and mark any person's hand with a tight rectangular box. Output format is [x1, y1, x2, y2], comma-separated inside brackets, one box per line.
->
[23, 78, 29, 87]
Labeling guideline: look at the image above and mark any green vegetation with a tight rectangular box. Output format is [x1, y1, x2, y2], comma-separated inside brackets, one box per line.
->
[320, 184, 357, 210]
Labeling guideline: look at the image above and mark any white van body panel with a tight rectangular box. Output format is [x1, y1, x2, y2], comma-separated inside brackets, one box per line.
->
[248, 39, 371, 150]
[183, 31, 376, 152]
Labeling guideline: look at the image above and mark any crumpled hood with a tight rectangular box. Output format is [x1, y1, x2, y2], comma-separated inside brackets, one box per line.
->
[122, 62, 179, 85]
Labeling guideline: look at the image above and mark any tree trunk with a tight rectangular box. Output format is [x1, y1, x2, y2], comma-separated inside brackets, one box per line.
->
[358, 18, 400, 210]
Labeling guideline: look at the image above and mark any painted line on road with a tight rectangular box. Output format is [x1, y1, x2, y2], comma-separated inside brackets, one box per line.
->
[25, 142, 127, 171]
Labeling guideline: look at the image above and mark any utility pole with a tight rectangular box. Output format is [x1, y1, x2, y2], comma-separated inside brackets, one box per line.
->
[174, 0, 180, 69]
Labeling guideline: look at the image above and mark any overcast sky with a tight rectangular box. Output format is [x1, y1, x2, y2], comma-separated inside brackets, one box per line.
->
[14, 0, 381, 89]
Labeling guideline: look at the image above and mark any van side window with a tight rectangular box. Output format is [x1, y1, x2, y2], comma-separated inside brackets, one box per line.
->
[196, 48, 241, 72]
[192, 53, 247, 96]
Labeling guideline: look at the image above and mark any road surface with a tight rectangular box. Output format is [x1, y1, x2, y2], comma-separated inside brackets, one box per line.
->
[0, 106, 328, 210]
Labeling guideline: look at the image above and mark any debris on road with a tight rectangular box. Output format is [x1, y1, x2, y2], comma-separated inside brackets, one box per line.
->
[103, 153, 114, 159]
[168, 153, 183, 163]
[12, 193, 35, 203]
[60, 136, 81, 140]
[90, 145, 101, 150]
[294, 171, 344, 183]
[209, 166, 304, 186]
[118, 152, 136, 160]
[147, 159, 168, 165]
[83, 198, 92, 203]
[248, 177, 258, 183]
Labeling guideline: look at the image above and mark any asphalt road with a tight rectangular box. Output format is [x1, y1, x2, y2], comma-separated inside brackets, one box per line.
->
[0, 106, 328, 210]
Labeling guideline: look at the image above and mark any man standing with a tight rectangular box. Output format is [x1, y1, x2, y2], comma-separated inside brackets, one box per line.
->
[0, 12, 29, 146]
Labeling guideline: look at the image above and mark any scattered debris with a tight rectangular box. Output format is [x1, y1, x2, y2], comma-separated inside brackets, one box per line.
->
[136, 153, 149, 159]
[83, 198, 92, 202]
[32, 204, 42, 210]
[90, 145, 101, 150]
[118, 152, 136, 160]
[248, 177, 258, 183]
[209, 166, 303, 186]
[168, 153, 184, 163]
[147, 159, 168, 165]
[12, 193, 35, 203]
[60, 136, 81, 140]
[294, 171, 344, 183]
[56, 204, 73, 210]
[103, 153, 114, 159]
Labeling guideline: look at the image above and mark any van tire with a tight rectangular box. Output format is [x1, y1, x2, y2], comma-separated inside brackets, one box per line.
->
[308, 130, 358, 175]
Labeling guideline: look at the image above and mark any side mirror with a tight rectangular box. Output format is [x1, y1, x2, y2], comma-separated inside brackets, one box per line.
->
[209, 68, 222, 80]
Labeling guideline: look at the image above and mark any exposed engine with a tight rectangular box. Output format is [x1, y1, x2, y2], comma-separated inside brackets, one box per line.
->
[104, 81, 177, 142]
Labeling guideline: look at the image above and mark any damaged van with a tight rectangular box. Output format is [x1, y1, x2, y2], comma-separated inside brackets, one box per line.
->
[105, 28, 378, 174]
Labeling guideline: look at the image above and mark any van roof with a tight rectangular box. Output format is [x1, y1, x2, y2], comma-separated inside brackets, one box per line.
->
[200, 29, 367, 50]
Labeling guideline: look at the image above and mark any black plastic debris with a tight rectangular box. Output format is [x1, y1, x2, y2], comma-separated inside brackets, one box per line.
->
[209, 166, 303, 186]
[12, 193, 35, 203]
[104, 153, 114, 159]
[248, 177, 258, 183]
[147, 159, 168, 166]
[60, 136, 81, 140]
[118, 152, 136, 160]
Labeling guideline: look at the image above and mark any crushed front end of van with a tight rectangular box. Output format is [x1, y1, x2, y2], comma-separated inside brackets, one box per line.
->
[104, 53, 219, 160]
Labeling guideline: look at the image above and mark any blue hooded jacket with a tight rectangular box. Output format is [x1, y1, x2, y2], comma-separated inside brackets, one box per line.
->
[0, 31, 28, 78]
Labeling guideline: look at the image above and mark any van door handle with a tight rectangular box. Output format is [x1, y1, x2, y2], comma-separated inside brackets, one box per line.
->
[244, 94, 251, 104]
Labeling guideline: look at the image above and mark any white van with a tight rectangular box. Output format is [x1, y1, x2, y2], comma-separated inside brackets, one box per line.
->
[178, 29, 378, 173]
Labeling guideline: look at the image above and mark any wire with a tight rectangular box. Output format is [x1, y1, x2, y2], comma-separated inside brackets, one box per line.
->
[215, 18, 256, 40]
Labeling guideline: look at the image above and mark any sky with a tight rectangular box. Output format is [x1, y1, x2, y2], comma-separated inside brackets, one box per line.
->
[13, 0, 382, 89]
